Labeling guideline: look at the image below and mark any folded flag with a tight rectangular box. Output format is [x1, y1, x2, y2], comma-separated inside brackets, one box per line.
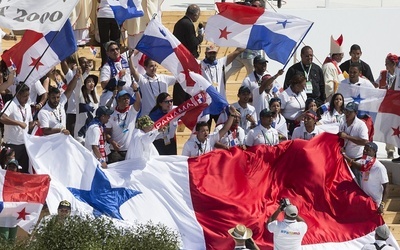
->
[0, 170, 50, 233]
[205, 2, 313, 65]
[107, 0, 144, 25]
[89, 46, 98, 57]
[24, 132, 399, 249]
[2, 20, 77, 86]
[136, 18, 201, 94]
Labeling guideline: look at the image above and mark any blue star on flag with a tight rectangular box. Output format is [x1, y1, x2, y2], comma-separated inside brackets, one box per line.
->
[68, 167, 141, 219]
[351, 94, 365, 104]
[276, 20, 291, 28]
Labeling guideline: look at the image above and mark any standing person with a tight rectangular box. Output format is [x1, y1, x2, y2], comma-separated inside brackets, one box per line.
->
[284, 46, 325, 106]
[149, 93, 178, 155]
[0, 83, 36, 173]
[241, 55, 268, 92]
[245, 109, 279, 146]
[231, 86, 257, 134]
[361, 225, 395, 250]
[280, 74, 307, 135]
[75, 74, 99, 144]
[85, 106, 113, 169]
[105, 88, 141, 163]
[338, 102, 369, 184]
[322, 35, 345, 100]
[344, 142, 389, 214]
[37, 68, 80, 135]
[131, 57, 176, 117]
[337, 62, 375, 96]
[339, 44, 374, 83]
[182, 106, 240, 157]
[266, 202, 308, 250]
[269, 98, 288, 141]
[97, 0, 121, 68]
[173, 4, 203, 59]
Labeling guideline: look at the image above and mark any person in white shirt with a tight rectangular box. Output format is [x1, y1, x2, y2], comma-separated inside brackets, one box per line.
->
[320, 92, 345, 126]
[214, 113, 245, 150]
[37, 68, 80, 135]
[280, 74, 307, 135]
[269, 98, 288, 141]
[125, 115, 161, 161]
[266, 202, 307, 250]
[246, 109, 279, 146]
[231, 86, 257, 134]
[252, 70, 284, 119]
[85, 106, 113, 169]
[344, 142, 389, 214]
[292, 110, 324, 140]
[241, 55, 268, 92]
[338, 101, 369, 184]
[337, 62, 375, 102]
[361, 225, 395, 250]
[105, 88, 141, 163]
[131, 57, 176, 117]
[0, 82, 36, 173]
[182, 106, 240, 157]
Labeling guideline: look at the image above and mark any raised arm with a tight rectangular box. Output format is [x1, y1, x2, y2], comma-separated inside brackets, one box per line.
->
[226, 48, 246, 66]
[217, 106, 240, 139]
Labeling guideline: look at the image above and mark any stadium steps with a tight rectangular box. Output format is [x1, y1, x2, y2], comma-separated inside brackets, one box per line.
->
[384, 182, 400, 245]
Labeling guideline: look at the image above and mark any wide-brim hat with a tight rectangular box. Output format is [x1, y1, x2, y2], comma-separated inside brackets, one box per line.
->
[84, 74, 99, 87]
[228, 224, 253, 240]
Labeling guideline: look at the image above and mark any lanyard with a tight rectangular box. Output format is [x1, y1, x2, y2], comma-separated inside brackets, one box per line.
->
[261, 128, 274, 145]
[196, 140, 207, 156]
[147, 75, 161, 99]
[117, 112, 128, 129]
[52, 106, 62, 124]
[18, 105, 26, 122]
[207, 65, 219, 90]
[253, 71, 261, 85]
[300, 62, 312, 81]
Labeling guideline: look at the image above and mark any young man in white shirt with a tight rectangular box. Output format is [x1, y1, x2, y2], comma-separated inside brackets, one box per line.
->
[182, 106, 240, 157]
[231, 86, 257, 134]
[246, 109, 279, 146]
[361, 225, 395, 250]
[85, 106, 113, 169]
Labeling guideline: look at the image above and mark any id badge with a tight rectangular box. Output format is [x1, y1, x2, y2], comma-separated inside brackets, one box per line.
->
[363, 171, 370, 181]
[164, 136, 171, 145]
[305, 81, 313, 94]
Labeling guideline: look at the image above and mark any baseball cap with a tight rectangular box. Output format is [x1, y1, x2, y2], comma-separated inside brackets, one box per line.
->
[58, 200, 71, 210]
[284, 205, 298, 218]
[238, 86, 251, 94]
[345, 102, 359, 112]
[259, 109, 274, 118]
[375, 224, 390, 240]
[96, 106, 114, 117]
[206, 45, 218, 53]
[253, 55, 268, 64]
[366, 142, 378, 152]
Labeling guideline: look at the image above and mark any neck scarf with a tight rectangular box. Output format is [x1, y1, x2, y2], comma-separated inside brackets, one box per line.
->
[107, 56, 129, 78]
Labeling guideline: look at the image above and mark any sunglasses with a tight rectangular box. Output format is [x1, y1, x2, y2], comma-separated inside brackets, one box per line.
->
[163, 100, 173, 104]
[109, 47, 120, 52]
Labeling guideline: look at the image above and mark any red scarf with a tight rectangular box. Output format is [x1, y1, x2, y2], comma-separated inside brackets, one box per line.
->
[98, 125, 106, 160]
[359, 155, 376, 172]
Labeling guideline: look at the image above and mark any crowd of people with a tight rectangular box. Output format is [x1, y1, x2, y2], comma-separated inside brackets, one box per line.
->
[0, 0, 397, 247]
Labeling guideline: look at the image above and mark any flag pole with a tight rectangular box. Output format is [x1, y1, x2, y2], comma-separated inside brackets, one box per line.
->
[0, 25, 68, 118]
[282, 22, 314, 70]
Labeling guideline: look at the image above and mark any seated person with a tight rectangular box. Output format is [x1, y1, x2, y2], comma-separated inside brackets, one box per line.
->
[292, 110, 323, 140]
[245, 109, 279, 146]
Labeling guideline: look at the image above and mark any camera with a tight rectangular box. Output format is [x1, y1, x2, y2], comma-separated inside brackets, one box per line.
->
[279, 198, 291, 210]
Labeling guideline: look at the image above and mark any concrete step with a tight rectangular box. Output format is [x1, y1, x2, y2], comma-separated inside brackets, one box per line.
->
[387, 224, 400, 245]
[383, 211, 400, 224]
[388, 184, 400, 198]
[385, 198, 400, 211]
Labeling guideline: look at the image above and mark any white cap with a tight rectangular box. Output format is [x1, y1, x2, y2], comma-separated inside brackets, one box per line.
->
[330, 34, 343, 54]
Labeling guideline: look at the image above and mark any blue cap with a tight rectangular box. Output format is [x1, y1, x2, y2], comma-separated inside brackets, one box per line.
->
[115, 90, 135, 105]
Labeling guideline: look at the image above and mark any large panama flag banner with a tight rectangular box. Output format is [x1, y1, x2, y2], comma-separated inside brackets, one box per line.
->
[205, 2, 313, 65]
[25, 133, 399, 249]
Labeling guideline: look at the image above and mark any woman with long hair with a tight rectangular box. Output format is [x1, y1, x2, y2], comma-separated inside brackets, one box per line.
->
[320, 93, 344, 125]
[269, 97, 287, 141]
[149, 92, 178, 155]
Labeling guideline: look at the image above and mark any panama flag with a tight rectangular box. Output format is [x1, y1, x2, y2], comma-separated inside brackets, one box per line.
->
[2, 20, 77, 86]
[136, 18, 202, 94]
[205, 2, 313, 65]
[24, 132, 399, 249]
[0, 170, 50, 233]
[107, 0, 144, 25]
[337, 84, 400, 147]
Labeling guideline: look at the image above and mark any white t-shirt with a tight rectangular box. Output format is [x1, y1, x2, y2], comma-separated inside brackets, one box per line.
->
[99, 90, 116, 109]
[97, 0, 115, 18]
[200, 57, 228, 99]
[292, 125, 324, 140]
[125, 129, 160, 161]
[273, 114, 288, 139]
[214, 124, 245, 147]
[38, 94, 68, 129]
[105, 105, 139, 151]
[242, 71, 264, 92]
[359, 159, 389, 207]
[27, 80, 47, 105]
[231, 102, 257, 134]
[65, 69, 88, 114]
[339, 117, 369, 158]
[85, 123, 102, 157]
[280, 87, 307, 121]
[182, 133, 220, 157]
[137, 74, 176, 116]
[245, 125, 279, 146]
[320, 109, 344, 125]
[100, 54, 133, 93]
[252, 87, 273, 120]
[361, 240, 395, 250]
[267, 219, 308, 250]
[2, 99, 32, 145]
